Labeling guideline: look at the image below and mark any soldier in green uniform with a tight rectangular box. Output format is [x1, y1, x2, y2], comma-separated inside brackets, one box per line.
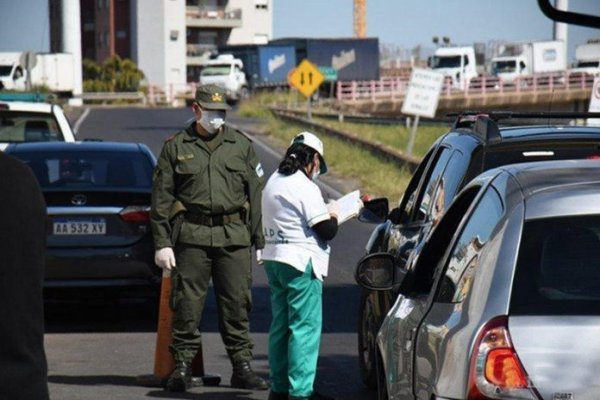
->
[151, 84, 269, 393]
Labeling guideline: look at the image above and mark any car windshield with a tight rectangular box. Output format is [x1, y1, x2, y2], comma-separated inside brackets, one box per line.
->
[14, 150, 154, 190]
[0, 111, 64, 143]
[201, 65, 231, 76]
[0, 65, 13, 76]
[491, 60, 517, 74]
[510, 214, 600, 316]
[431, 55, 461, 69]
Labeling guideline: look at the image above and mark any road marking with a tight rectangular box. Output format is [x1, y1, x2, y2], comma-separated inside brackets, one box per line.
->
[229, 122, 343, 199]
[73, 107, 91, 135]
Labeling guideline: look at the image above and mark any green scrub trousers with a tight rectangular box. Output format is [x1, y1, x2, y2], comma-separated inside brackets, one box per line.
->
[264, 259, 323, 398]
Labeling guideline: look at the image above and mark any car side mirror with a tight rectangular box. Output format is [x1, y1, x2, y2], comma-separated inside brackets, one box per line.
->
[358, 198, 389, 224]
[355, 252, 397, 291]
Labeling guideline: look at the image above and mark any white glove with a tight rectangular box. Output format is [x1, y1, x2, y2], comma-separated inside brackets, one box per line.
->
[256, 249, 263, 265]
[155, 247, 176, 270]
[327, 200, 340, 219]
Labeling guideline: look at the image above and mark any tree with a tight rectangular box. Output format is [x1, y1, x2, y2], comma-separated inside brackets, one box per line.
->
[82, 56, 145, 92]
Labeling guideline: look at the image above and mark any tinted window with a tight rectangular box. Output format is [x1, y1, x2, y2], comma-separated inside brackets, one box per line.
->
[510, 215, 600, 316]
[430, 151, 467, 226]
[15, 151, 153, 189]
[0, 111, 64, 143]
[397, 148, 434, 222]
[436, 187, 504, 303]
[414, 147, 452, 222]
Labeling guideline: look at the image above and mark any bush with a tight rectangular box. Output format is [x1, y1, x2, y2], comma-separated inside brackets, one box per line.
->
[82, 55, 145, 92]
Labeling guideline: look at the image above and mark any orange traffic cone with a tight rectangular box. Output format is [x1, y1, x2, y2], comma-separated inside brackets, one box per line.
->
[137, 269, 220, 387]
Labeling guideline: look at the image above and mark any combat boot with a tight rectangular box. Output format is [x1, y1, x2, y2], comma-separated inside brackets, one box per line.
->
[165, 361, 192, 392]
[230, 360, 270, 390]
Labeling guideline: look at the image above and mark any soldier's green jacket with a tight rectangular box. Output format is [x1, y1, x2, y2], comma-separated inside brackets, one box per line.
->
[151, 123, 265, 250]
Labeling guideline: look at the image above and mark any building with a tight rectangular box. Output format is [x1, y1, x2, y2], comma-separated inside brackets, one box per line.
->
[51, 0, 273, 88]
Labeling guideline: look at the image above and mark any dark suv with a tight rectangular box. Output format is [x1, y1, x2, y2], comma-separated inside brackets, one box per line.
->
[357, 111, 600, 388]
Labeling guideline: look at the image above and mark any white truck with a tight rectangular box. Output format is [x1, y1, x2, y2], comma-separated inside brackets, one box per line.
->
[198, 54, 249, 101]
[490, 40, 567, 84]
[429, 46, 479, 90]
[570, 41, 600, 75]
[0, 52, 75, 95]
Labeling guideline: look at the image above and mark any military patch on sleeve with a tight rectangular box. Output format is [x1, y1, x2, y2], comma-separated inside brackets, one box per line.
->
[255, 163, 264, 178]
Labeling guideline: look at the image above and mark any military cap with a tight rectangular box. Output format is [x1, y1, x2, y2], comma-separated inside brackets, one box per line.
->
[194, 84, 231, 111]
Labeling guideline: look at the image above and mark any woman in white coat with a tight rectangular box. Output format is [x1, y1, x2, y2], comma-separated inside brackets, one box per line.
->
[262, 132, 339, 400]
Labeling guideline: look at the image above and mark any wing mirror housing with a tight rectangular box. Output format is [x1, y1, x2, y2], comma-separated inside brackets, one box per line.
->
[358, 197, 389, 224]
[355, 252, 409, 291]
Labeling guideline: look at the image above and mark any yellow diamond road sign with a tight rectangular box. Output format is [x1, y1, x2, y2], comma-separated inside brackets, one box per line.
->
[288, 59, 325, 98]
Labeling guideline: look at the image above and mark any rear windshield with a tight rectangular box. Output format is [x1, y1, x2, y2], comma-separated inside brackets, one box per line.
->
[0, 111, 64, 143]
[14, 150, 153, 190]
[510, 215, 600, 316]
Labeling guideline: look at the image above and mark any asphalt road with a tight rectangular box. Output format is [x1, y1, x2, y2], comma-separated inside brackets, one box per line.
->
[44, 106, 378, 399]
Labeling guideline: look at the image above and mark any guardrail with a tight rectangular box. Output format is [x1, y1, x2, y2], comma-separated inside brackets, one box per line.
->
[270, 108, 421, 170]
[80, 92, 147, 105]
[336, 71, 598, 102]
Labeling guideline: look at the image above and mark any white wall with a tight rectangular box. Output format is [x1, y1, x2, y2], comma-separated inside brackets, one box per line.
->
[228, 0, 273, 45]
[133, 0, 186, 88]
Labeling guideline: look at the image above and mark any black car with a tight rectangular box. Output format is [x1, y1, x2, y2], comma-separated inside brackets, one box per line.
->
[6, 141, 159, 298]
[356, 112, 600, 388]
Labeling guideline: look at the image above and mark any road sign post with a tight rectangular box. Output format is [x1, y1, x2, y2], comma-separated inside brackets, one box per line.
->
[401, 68, 444, 155]
[288, 60, 325, 120]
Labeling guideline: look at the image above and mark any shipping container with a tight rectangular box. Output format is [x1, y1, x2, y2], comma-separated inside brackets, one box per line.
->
[217, 44, 296, 89]
[269, 37, 380, 81]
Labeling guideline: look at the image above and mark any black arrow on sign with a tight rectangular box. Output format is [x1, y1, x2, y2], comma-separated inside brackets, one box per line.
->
[309, 72, 313, 85]
[300, 72, 305, 85]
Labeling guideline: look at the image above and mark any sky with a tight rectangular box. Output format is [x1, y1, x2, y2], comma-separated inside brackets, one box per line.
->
[0, 0, 598, 63]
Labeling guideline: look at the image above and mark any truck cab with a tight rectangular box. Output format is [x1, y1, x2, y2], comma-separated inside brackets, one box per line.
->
[0, 53, 26, 91]
[430, 46, 478, 90]
[199, 54, 249, 101]
[490, 55, 529, 84]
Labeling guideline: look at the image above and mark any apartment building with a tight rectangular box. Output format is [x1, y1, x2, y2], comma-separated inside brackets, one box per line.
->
[51, 0, 272, 87]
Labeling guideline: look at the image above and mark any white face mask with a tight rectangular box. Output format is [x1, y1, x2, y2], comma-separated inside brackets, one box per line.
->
[311, 155, 320, 181]
[198, 110, 226, 133]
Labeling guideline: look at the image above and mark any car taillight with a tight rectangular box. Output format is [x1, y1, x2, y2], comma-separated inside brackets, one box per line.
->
[120, 206, 150, 222]
[468, 316, 540, 400]
[587, 155, 600, 160]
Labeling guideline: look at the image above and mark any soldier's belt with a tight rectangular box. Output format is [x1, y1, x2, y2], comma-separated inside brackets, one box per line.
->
[185, 211, 242, 226]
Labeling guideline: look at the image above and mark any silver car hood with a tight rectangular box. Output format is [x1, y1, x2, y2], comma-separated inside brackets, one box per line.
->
[509, 316, 600, 400]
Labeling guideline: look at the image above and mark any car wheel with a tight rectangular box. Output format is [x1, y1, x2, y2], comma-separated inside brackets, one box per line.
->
[376, 350, 389, 400]
[358, 289, 378, 389]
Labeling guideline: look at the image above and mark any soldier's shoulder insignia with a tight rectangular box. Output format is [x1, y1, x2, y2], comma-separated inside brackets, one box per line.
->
[165, 132, 179, 142]
[234, 128, 253, 143]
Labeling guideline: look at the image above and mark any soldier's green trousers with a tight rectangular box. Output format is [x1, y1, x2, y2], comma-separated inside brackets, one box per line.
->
[170, 244, 254, 365]
[264, 260, 323, 398]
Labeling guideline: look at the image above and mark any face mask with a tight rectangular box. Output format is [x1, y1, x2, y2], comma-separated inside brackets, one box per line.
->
[311, 169, 320, 181]
[198, 110, 226, 133]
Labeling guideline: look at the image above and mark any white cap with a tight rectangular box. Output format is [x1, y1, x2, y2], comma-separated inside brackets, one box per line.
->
[290, 131, 328, 175]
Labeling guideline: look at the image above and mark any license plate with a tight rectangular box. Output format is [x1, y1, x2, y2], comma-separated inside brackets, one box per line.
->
[53, 218, 106, 235]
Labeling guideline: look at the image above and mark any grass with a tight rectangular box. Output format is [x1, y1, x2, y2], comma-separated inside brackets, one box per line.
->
[238, 92, 448, 202]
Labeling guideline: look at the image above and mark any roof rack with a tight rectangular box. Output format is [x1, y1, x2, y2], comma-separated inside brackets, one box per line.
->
[447, 111, 600, 121]
[448, 111, 600, 145]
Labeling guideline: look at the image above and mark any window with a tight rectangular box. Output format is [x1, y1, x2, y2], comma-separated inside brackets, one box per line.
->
[0, 111, 63, 143]
[413, 147, 452, 222]
[16, 151, 154, 189]
[255, 0, 268, 9]
[435, 187, 504, 303]
[116, 30, 127, 39]
[393, 148, 433, 224]
[510, 215, 600, 316]
[430, 151, 467, 226]
[543, 49, 557, 62]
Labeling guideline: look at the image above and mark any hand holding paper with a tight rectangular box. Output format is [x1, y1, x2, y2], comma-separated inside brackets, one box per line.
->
[328, 190, 362, 225]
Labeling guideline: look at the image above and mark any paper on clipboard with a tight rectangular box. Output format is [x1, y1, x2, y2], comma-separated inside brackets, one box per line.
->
[327, 190, 362, 225]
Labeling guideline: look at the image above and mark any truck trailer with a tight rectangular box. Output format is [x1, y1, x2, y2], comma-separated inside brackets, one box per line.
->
[216, 44, 297, 91]
[269, 37, 380, 82]
[0, 52, 75, 95]
[490, 40, 567, 84]
[570, 41, 600, 75]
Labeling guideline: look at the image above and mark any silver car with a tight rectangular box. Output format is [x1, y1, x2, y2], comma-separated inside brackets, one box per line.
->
[357, 159, 600, 400]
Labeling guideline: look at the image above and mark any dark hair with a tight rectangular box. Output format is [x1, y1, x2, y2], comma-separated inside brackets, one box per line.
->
[278, 143, 317, 176]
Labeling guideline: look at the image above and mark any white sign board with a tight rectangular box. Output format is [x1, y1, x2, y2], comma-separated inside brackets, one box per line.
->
[401, 68, 444, 119]
[588, 76, 600, 127]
